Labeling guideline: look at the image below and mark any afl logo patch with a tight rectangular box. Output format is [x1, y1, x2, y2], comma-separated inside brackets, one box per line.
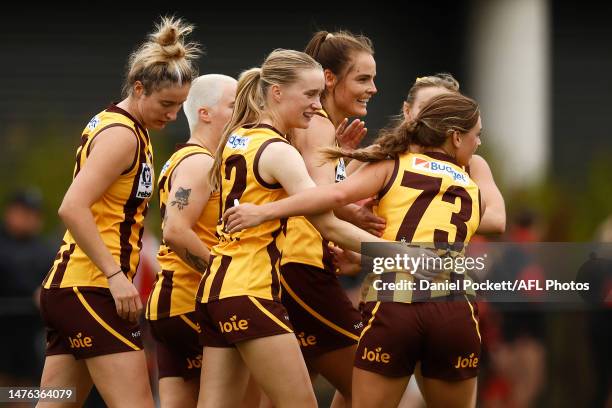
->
[136, 163, 153, 198]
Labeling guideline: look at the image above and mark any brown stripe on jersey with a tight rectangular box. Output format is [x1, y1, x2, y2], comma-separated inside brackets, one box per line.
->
[42, 243, 65, 286]
[378, 157, 400, 200]
[253, 139, 289, 189]
[243, 123, 285, 137]
[132, 210, 147, 279]
[449, 271, 465, 297]
[411, 277, 431, 302]
[159, 203, 167, 227]
[478, 189, 483, 221]
[175, 143, 215, 158]
[208, 255, 232, 300]
[196, 255, 215, 302]
[119, 135, 146, 274]
[378, 272, 397, 300]
[73, 135, 89, 177]
[156, 269, 174, 319]
[145, 275, 156, 318]
[423, 151, 460, 166]
[314, 111, 331, 122]
[106, 104, 147, 135]
[266, 219, 286, 301]
[50, 243, 76, 287]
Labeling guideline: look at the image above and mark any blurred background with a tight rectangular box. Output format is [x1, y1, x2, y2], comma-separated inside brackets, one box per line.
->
[0, 1, 610, 406]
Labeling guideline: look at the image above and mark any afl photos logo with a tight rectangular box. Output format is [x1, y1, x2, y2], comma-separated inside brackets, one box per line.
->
[136, 163, 153, 199]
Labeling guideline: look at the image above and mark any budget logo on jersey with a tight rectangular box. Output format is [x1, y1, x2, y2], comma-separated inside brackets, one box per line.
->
[86, 115, 100, 131]
[136, 163, 153, 198]
[412, 157, 469, 185]
[227, 134, 250, 150]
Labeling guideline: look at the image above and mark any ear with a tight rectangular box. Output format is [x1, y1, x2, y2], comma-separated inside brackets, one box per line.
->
[450, 130, 462, 148]
[403, 102, 411, 121]
[198, 107, 211, 124]
[324, 69, 336, 89]
[270, 84, 282, 103]
[132, 81, 145, 98]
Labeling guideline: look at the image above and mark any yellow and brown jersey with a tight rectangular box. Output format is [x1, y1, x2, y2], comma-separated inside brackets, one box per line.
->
[197, 124, 289, 303]
[43, 105, 154, 289]
[146, 144, 220, 320]
[282, 109, 346, 270]
[363, 152, 481, 303]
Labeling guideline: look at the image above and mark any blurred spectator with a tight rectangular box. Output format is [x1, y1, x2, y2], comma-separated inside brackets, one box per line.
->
[586, 215, 612, 407]
[480, 208, 547, 408]
[0, 188, 56, 385]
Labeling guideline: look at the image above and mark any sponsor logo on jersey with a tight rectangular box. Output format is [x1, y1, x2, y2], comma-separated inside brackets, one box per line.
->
[360, 346, 391, 363]
[297, 332, 317, 347]
[454, 353, 479, 369]
[227, 134, 250, 150]
[68, 332, 93, 349]
[86, 115, 100, 131]
[136, 163, 153, 199]
[186, 354, 203, 369]
[412, 157, 469, 185]
[219, 315, 249, 333]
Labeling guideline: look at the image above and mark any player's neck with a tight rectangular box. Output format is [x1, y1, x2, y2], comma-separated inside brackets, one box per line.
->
[322, 102, 346, 128]
[188, 125, 216, 154]
[116, 98, 145, 128]
[260, 113, 288, 137]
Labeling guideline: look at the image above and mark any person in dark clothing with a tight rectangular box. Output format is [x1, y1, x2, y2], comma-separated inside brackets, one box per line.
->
[0, 188, 56, 385]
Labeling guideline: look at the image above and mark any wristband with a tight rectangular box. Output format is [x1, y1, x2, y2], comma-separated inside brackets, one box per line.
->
[107, 270, 123, 280]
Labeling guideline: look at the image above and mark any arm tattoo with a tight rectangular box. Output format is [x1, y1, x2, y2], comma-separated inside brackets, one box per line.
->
[185, 248, 209, 273]
[170, 187, 191, 210]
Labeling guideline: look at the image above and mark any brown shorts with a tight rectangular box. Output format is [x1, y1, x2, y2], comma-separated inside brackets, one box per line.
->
[40, 287, 143, 360]
[196, 295, 293, 347]
[355, 299, 481, 381]
[148, 311, 203, 380]
[281, 263, 362, 359]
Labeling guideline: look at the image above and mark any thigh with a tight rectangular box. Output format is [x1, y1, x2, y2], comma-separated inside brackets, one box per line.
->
[85, 350, 154, 408]
[159, 377, 199, 408]
[198, 346, 250, 408]
[309, 344, 356, 398]
[352, 367, 409, 408]
[237, 333, 316, 408]
[37, 354, 92, 408]
[420, 376, 477, 408]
